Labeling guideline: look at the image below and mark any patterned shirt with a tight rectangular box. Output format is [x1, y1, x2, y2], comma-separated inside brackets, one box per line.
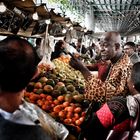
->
[84, 54, 132, 103]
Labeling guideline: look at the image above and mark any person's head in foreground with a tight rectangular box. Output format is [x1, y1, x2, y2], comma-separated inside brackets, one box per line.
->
[0, 35, 69, 140]
[0, 35, 39, 94]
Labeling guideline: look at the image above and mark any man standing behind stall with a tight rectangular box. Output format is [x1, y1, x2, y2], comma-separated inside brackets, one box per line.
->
[70, 31, 132, 103]
[123, 41, 140, 64]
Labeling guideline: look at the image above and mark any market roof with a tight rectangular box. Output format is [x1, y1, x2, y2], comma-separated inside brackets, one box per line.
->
[73, 0, 140, 35]
[1, 0, 140, 37]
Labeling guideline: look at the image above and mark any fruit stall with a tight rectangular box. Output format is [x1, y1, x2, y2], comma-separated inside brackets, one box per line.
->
[24, 57, 90, 138]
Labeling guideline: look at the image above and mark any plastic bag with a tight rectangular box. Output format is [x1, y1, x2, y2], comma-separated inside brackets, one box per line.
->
[38, 25, 55, 69]
[21, 100, 69, 140]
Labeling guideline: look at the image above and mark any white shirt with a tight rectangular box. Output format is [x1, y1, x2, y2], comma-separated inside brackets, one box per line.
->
[0, 100, 69, 140]
[0, 105, 36, 125]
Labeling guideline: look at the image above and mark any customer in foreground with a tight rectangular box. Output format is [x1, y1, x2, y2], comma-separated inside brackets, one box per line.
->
[0, 35, 68, 140]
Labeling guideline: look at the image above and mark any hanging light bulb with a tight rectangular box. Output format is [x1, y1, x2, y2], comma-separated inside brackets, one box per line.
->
[62, 28, 67, 34]
[0, 2, 6, 13]
[66, 21, 71, 27]
[70, 26, 73, 30]
[32, 12, 38, 20]
[84, 28, 87, 32]
[45, 19, 51, 24]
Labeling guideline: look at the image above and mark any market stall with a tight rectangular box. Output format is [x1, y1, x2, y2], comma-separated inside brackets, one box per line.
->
[0, 1, 96, 139]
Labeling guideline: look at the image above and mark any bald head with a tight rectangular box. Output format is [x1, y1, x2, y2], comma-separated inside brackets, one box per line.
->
[100, 31, 123, 62]
[101, 31, 121, 45]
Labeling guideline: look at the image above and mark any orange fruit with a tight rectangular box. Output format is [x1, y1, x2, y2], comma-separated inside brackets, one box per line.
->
[50, 112, 57, 118]
[57, 96, 64, 102]
[46, 95, 53, 101]
[64, 118, 72, 124]
[63, 102, 69, 107]
[58, 111, 66, 118]
[53, 105, 62, 113]
[42, 104, 47, 111]
[40, 93, 46, 98]
[53, 99, 60, 105]
[75, 120, 81, 126]
[74, 107, 82, 113]
[37, 100, 44, 106]
[79, 117, 84, 123]
[67, 106, 74, 112]
[74, 113, 79, 120]
[66, 112, 73, 118]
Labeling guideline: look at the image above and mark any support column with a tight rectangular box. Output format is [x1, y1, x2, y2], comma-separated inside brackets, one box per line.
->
[84, 8, 95, 31]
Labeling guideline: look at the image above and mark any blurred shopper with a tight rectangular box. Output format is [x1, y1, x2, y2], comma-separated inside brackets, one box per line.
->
[123, 41, 140, 64]
[64, 37, 78, 54]
[86, 43, 97, 59]
[0, 35, 68, 140]
[51, 40, 66, 60]
[76, 38, 87, 55]
[35, 38, 43, 61]
[70, 31, 132, 103]
[136, 44, 140, 57]
[79, 62, 140, 140]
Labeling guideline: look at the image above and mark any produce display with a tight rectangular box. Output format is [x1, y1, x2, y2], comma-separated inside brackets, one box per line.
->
[57, 55, 70, 63]
[24, 65, 90, 133]
[52, 59, 85, 87]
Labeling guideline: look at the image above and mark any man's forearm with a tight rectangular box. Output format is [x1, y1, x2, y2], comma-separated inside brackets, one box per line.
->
[80, 67, 92, 80]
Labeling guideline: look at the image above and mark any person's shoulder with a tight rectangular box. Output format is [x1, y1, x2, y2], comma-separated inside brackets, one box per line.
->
[130, 52, 140, 64]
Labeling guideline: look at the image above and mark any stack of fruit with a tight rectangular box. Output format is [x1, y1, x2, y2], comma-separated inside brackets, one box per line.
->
[57, 55, 70, 63]
[52, 59, 85, 87]
[25, 92, 85, 132]
[25, 69, 90, 132]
